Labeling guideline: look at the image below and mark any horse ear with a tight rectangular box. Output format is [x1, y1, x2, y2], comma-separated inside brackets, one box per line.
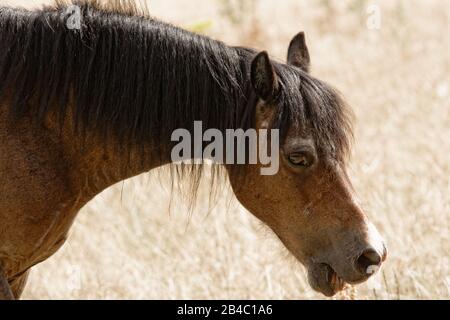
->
[251, 51, 279, 101]
[287, 32, 310, 72]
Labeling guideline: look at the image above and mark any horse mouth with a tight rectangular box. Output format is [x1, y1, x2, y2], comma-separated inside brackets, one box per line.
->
[307, 263, 347, 297]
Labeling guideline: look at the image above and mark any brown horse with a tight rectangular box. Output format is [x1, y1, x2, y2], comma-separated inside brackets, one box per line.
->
[0, 0, 386, 299]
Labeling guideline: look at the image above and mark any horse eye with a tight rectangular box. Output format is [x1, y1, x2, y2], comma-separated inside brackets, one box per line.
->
[288, 153, 310, 167]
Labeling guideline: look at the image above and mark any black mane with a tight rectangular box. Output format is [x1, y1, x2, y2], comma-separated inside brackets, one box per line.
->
[0, 0, 352, 164]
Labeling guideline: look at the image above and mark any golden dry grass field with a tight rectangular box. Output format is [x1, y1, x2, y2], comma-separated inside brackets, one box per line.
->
[1, 0, 449, 299]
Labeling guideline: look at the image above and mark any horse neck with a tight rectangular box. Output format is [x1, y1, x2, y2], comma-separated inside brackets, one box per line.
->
[50, 114, 162, 200]
[2, 7, 259, 200]
[58, 57, 254, 202]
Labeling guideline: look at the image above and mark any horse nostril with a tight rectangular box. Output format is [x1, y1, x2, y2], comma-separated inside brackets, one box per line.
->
[355, 249, 382, 275]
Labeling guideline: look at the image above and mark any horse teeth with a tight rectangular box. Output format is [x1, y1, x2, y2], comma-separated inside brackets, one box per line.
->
[366, 265, 380, 275]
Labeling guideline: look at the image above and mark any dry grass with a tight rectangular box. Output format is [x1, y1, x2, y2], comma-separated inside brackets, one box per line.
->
[1, 0, 449, 299]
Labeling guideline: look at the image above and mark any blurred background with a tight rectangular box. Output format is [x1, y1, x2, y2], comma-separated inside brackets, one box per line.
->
[1, 0, 449, 299]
